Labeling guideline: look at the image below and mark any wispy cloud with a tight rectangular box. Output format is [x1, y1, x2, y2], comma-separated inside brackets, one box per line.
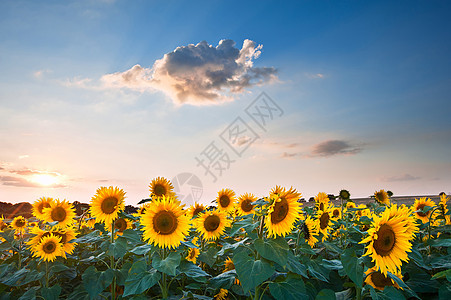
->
[99, 39, 277, 105]
[0, 175, 65, 188]
[9, 169, 61, 176]
[310, 140, 362, 157]
[381, 174, 421, 182]
[305, 73, 326, 79]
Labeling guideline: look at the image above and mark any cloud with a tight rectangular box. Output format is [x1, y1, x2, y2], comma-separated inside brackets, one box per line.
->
[305, 73, 325, 79]
[381, 174, 421, 182]
[311, 140, 362, 157]
[0, 175, 65, 188]
[281, 152, 298, 158]
[9, 169, 61, 176]
[100, 39, 277, 105]
[18, 155, 30, 159]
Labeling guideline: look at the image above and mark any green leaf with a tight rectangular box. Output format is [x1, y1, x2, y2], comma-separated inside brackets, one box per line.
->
[321, 259, 343, 271]
[41, 284, 61, 300]
[67, 285, 90, 300]
[198, 246, 218, 267]
[109, 236, 128, 258]
[341, 248, 363, 288]
[383, 286, 405, 299]
[152, 251, 181, 276]
[22, 269, 45, 285]
[121, 229, 142, 244]
[82, 266, 115, 299]
[315, 289, 337, 300]
[285, 251, 309, 278]
[18, 288, 37, 300]
[439, 283, 451, 300]
[233, 247, 275, 293]
[123, 261, 161, 297]
[269, 274, 307, 299]
[254, 237, 289, 266]
[72, 230, 103, 243]
[432, 269, 451, 280]
[178, 261, 210, 282]
[1, 268, 27, 286]
[130, 244, 154, 255]
[209, 270, 236, 290]
[431, 239, 451, 248]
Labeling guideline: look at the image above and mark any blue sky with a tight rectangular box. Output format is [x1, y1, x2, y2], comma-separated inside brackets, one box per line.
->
[1, 0, 450, 206]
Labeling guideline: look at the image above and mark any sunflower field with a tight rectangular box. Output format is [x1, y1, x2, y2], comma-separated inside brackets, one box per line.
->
[1, 178, 451, 300]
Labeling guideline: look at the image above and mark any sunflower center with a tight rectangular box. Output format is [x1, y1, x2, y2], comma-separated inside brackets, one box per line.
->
[333, 209, 340, 217]
[204, 215, 220, 232]
[188, 249, 196, 259]
[371, 272, 394, 289]
[115, 218, 127, 232]
[153, 211, 178, 235]
[101, 197, 118, 214]
[319, 203, 324, 211]
[51, 207, 67, 222]
[43, 241, 56, 254]
[241, 199, 254, 212]
[154, 184, 166, 197]
[416, 204, 427, 217]
[374, 224, 396, 256]
[219, 195, 230, 208]
[319, 212, 330, 229]
[38, 202, 51, 214]
[16, 219, 26, 227]
[271, 198, 289, 224]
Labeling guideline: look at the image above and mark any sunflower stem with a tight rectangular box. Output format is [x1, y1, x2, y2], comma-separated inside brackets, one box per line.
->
[45, 260, 49, 288]
[110, 220, 116, 300]
[258, 215, 265, 239]
[161, 247, 169, 299]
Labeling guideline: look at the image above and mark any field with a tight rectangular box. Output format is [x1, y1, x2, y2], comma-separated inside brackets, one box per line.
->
[0, 183, 450, 300]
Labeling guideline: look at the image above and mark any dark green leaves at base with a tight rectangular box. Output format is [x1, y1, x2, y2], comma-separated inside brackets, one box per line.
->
[233, 247, 275, 293]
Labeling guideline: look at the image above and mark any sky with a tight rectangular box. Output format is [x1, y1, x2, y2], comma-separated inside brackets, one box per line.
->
[1, 0, 450, 206]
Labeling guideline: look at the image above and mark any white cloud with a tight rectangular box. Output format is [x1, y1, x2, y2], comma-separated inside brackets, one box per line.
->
[100, 39, 277, 105]
[381, 174, 421, 182]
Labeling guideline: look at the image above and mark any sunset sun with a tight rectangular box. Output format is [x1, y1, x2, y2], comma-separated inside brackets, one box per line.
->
[31, 174, 60, 186]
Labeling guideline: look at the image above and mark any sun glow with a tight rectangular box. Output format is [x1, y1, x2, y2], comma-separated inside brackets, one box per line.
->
[32, 174, 60, 186]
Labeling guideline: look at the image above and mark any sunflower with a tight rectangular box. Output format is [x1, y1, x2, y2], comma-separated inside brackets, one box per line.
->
[315, 192, 330, 212]
[265, 187, 302, 238]
[141, 196, 190, 249]
[187, 202, 207, 219]
[439, 194, 450, 224]
[270, 185, 285, 196]
[346, 201, 356, 209]
[195, 210, 230, 242]
[374, 190, 390, 205]
[236, 193, 257, 216]
[90, 186, 126, 224]
[32, 197, 54, 220]
[42, 199, 76, 228]
[11, 216, 28, 233]
[185, 248, 200, 264]
[214, 288, 228, 300]
[360, 205, 415, 276]
[330, 206, 342, 220]
[107, 217, 131, 236]
[216, 189, 236, 213]
[0, 216, 8, 231]
[316, 206, 333, 241]
[339, 189, 350, 200]
[32, 233, 64, 262]
[149, 177, 176, 199]
[192, 237, 199, 247]
[27, 226, 77, 258]
[302, 216, 319, 247]
[412, 197, 436, 223]
[364, 266, 403, 291]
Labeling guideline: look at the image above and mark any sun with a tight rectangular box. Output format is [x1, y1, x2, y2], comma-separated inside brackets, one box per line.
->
[31, 173, 60, 186]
